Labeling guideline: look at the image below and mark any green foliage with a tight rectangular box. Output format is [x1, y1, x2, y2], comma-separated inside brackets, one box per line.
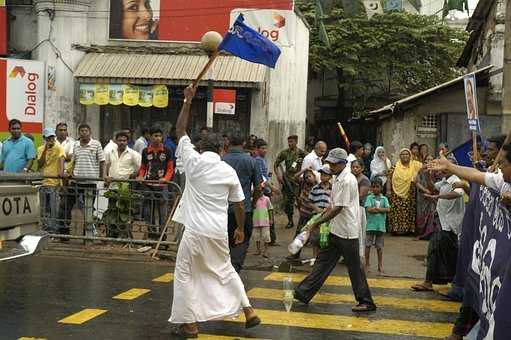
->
[297, 1, 468, 114]
[102, 182, 143, 227]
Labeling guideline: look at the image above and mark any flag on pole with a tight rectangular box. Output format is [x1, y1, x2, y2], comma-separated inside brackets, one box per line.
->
[219, 14, 281, 68]
[451, 136, 481, 167]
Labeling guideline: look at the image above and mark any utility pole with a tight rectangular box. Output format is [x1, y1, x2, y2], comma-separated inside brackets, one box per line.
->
[502, 0, 511, 132]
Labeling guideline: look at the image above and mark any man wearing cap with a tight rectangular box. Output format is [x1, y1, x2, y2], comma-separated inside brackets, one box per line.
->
[274, 135, 306, 229]
[38, 128, 65, 231]
[294, 148, 376, 313]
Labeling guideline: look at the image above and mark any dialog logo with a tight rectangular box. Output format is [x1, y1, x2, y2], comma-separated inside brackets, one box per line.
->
[273, 13, 286, 28]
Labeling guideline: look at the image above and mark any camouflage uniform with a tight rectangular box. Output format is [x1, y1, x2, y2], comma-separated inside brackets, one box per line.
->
[275, 147, 306, 226]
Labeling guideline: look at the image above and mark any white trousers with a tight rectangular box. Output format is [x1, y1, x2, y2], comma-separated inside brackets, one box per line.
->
[169, 229, 251, 324]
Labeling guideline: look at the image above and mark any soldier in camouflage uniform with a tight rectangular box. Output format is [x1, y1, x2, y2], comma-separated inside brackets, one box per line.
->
[274, 135, 306, 229]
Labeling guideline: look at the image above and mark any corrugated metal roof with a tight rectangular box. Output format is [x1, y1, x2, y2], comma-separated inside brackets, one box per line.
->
[74, 53, 267, 88]
[369, 65, 493, 118]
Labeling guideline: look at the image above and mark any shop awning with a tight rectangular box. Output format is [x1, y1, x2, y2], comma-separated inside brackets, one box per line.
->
[75, 53, 267, 88]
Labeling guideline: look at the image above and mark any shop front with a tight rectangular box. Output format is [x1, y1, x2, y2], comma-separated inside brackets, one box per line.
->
[75, 52, 266, 144]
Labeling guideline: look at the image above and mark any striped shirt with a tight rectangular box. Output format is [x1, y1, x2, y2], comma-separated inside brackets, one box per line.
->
[72, 139, 105, 179]
[309, 182, 332, 210]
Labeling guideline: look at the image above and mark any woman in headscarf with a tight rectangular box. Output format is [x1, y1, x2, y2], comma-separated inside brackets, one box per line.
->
[414, 155, 438, 239]
[370, 146, 392, 190]
[387, 148, 423, 234]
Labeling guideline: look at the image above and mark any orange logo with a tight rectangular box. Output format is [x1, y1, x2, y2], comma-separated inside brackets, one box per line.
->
[273, 13, 285, 28]
[9, 66, 26, 78]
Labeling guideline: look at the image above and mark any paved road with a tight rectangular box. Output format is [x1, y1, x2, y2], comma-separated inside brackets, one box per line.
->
[2, 255, 458, 340]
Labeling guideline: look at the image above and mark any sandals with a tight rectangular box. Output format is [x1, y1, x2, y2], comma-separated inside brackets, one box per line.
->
[245, 315, 261, 329]
[352, 303, 377, 312]
[171, 326, 198, 339]
[411, 283, 434, 292]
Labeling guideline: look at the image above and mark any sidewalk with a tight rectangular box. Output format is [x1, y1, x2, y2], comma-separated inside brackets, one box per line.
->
[244, 212, 428, 280]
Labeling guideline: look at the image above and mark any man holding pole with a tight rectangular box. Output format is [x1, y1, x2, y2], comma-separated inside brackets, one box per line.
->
[169, 85, 260, 337]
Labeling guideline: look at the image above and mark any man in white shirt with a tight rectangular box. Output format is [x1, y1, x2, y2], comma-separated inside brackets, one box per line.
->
[56, 122, 75, 171]
[301, 141, 327, 171]
[412, 156, 464, 292]
[105, 131, 141, 186]
[294, 148, 376, 313]
[168, 85, 260, 338]
[347, 141, 365, 171]
[133, 128, 151, 154]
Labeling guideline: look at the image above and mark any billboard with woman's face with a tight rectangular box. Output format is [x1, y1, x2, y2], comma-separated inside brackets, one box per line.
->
[108, 0, 293, 42]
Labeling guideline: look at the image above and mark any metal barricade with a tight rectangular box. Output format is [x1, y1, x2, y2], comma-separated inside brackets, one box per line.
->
[39, 177, 182, 250]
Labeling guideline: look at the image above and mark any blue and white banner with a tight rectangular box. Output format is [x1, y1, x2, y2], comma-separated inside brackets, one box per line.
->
[459, 185, 511, 339]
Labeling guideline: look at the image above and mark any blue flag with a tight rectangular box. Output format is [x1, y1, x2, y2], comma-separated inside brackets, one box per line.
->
[219, 14, 281, 68]
[451, 136, 481, 167]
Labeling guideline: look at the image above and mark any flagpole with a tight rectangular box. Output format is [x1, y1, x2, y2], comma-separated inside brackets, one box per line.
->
[337, 122, 351, 148]
[192, 50, 220, 89]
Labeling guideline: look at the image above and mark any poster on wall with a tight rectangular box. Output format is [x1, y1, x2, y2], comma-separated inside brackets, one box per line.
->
[108, 0, 293, 42]
[213, 89, 236, 115]
[0, 59, 45, 135]
[79, 83, 170, 108]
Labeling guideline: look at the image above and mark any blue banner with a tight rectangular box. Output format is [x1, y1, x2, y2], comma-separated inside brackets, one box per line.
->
[219, 14, 281, 68]
[459, 185, 511, 339]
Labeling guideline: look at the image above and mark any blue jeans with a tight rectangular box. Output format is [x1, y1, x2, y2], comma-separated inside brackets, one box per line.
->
[40, 186, 58, 232]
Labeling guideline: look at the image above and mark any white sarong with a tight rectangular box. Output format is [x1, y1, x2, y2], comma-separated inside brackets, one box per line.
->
[169, 229, 251, 323]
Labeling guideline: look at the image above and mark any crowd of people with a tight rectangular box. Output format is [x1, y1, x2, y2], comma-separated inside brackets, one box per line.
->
[1, 93, 509, 337]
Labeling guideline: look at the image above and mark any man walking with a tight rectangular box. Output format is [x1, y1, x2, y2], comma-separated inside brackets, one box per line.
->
[223, 134, 262, 272]
[58, 124, 106, 237]
[0, 119, 36, 173]
[274, 135, 306, 229]
[169, 85, 260, 338]
[294, 148, 376, 313]
[37, 128, 65, 232]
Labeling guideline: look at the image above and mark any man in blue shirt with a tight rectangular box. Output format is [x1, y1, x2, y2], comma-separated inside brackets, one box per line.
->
[223, 134, 262, 272]
[0, 119, 36, 173]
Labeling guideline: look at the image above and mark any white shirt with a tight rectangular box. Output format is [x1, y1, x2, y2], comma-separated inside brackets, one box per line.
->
[134, 136, 148, 154]
[59, 137, 75, 168]
[346, 154, 358, 173]
[103, 140, 117, 155]
[484, 172, 511, 194]
[329, 166, 360, 239]
[302, 150, 323, 171]
[105, 147, 141, 180]
[435, 175, 465, 234]
[173, 135, 245, 240]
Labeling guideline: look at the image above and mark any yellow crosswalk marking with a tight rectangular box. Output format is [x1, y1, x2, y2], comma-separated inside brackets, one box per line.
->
[153, 272, 173, 283]
[265, 272, 447, 290]
[113, 288, 151, 300]
[247, 287, 459, 313]
[228, 309, 452, 338]
[58, 308, 107, 325]
[18, 338, 46, 340]
[199, 335, 271, 339]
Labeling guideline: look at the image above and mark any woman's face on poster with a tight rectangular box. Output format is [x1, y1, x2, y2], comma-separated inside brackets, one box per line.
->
[121, 0, 153, 40]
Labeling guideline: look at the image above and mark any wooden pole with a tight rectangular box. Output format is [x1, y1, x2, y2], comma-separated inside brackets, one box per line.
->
[337, 122, 351, 148]
[152, 194, 181, 259]
[192, 50, 219, 89]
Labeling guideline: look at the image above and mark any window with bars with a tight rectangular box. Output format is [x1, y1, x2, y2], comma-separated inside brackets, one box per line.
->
[420, 114, 438, 129]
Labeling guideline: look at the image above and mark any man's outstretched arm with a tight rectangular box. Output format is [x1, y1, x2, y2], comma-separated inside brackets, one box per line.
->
[428, 156, 486, 186]
[176, 85, 197, 140]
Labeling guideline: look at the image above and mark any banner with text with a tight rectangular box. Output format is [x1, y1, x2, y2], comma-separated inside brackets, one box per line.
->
[464, 74, 480, 133]
[108, 0, 293, 42]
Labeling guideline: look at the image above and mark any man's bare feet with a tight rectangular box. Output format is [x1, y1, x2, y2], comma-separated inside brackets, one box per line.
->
[182, 323, 198, 333]
[243, 307, 261, 329]
[378, 268, 384, 275]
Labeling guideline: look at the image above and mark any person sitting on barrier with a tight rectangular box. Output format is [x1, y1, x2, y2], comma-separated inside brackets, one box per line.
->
[137, 126, 174, 240]
[38, 128, 65, 233]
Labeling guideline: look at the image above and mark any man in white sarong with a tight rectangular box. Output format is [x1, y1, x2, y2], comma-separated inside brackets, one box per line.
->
[169, 85, 261, 338]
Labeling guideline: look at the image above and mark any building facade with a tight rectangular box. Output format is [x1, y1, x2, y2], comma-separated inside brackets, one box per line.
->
[6, 0, 309, 166]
